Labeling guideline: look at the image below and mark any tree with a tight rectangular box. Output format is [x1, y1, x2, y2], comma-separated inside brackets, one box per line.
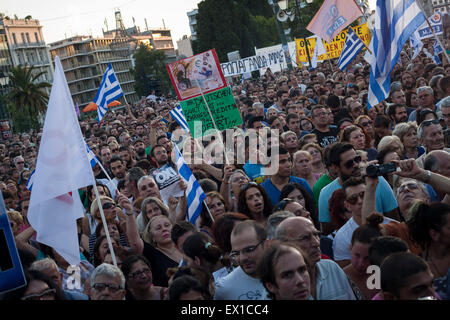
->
[285, 0, 325, 39]
[7, 64, 51, 131]
[131, 43, 171, 97]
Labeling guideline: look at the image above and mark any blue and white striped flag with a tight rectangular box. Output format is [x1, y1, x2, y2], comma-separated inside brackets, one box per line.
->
[410, 32, 423, 59]
[26, 169, 35, 191]
[174, 145, 206, 225]
[86, 144, 100, 168]
[367, 0, 426, 109]
[170, 105, 190, 133]
[338, 27, 365, 71]
[93, 64, 123, 122]
[433, 40, 443, 65]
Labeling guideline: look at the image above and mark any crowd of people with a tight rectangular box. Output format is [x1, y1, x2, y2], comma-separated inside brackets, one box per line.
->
[1, 39, 450, 301]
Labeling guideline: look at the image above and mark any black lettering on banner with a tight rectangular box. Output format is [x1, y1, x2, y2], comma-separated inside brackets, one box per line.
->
[0, 229, 14, 271]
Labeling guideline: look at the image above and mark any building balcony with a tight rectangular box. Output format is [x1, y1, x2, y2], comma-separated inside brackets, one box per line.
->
[11, 42, 47, 49]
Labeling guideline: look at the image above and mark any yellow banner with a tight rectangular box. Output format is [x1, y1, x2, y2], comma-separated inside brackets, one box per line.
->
[296, 22, 372, 64]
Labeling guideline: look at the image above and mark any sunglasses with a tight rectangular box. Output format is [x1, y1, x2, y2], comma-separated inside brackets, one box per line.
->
[361, 121, 372, 127]
[421, 119, 440, 127]
[102, 202, 116, 210]
[397, 182, 420, 194]
[240, 181, 258, 191]
[343, 155, 362, 169]
[346, 191, 365, 204]
[21, 288, 56, 300]
[92, 283, 121, 292]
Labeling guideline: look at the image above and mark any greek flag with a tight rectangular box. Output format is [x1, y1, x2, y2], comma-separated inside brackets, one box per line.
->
[410, 33, 423, 59]
[433, 40, 443, 65]
[367, 0, 426, 109]
[26, 169, 35, 191]
[93, 64, 123, 122]
[86, 144, 99, 168]
[174, 145, 206, 225]
[338, 27, 365, 71]
[170, 105, 190, 133]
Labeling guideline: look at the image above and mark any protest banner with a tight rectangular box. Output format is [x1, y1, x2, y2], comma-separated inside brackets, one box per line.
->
[220, 49, 287, 77]
[0, 191, 27, 294]
[179, 86, 242, 138]
[414, 12, 444, 40]
[152, 164, 184, 206]
[167, 49, 227, 101]
[0, 119, 12, 140]
[306, 0, 363, 43]
[296, 22, 371, 63]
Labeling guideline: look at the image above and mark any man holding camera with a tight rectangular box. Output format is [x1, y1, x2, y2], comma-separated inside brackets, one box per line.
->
[318, 143, 399, 236]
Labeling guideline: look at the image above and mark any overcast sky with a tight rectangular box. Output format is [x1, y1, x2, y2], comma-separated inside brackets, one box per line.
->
[2, 0, 376, 48]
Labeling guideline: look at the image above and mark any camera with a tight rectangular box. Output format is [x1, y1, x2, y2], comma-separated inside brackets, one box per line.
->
[366, 163, 397, 177]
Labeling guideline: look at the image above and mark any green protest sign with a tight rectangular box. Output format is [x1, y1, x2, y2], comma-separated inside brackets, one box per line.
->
[180, 86, 242, 138]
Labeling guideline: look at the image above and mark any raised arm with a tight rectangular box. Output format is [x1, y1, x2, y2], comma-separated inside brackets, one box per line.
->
[117, 192, 144, 255]
[361, 176, 379, 225]
[220, 165, 234, 210]
[14, 226, 39, 258]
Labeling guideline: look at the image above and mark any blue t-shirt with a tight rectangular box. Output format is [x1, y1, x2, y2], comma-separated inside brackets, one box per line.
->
[318, 176, 398, 223]
[261, 176, 313, 207]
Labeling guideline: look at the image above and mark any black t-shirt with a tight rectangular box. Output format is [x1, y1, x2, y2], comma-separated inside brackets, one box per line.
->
[311, 127, 339, 148]
[142, 242, 178, 287]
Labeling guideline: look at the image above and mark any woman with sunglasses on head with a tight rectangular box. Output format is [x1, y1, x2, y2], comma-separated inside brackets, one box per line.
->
[339, 125, 378, 161]
[355, 115, 375, 148]
[121, 255, 165, 300]
[237, 183, 273, 226]
[221, 167, 250, 212]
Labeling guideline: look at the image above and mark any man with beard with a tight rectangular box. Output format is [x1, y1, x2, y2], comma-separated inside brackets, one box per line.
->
[119, 146, 136, 169]
[261, 147, 313, 207]
[150, 144, 169, 169]
[110, 157, 126, 187]
[311, 105, 339, 148]
[387, 104, 408, 126]
[401, 71, 416, 91]
[214, 221, 270, 300]
[133, 139, 147, 161]
[318, 143, 399, 235]
[275, 217, 355, 300]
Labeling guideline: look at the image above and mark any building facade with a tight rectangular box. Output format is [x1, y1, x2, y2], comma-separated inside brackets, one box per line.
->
[432, 0, 450, 13]
[0, 18, 53, 92]
[187, 9, 198, 41]
[176, 35, 194, 58]
[49, 36, 140, 108]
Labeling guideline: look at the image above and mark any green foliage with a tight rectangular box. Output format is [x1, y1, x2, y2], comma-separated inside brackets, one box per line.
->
[7, 64, 51, 132]
[131, 43, 171, 97]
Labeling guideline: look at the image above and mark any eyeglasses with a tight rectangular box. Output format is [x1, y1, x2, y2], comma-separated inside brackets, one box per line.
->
[397, 182, 420, 194]
[92, 283, 121, 292]
[16, 162, 24, 165]
[21, 288, 56, 300]
[343, 155, 362, 169]
[129, 268, 151, 279]
[230, 240, 265, 262]
[420, 119, 440, 127]
[102, 202, 116, 210]
[346, 191, 365, 204]
[361, 120, 372, 127]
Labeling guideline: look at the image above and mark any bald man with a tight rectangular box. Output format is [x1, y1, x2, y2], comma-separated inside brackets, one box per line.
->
[275, 217, 355, 300]
[424, 150, 450, 200]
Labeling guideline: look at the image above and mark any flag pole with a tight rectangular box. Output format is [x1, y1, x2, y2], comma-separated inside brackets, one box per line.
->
[415, 1, 449, 63]
[93, 184, 118, 267]
[203, 200, 215, 223]
[194, 79, 230, 165]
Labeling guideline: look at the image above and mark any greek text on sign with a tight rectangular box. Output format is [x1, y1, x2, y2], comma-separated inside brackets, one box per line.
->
[220, 49, 285, 77]
[296, 22, 371, 63]
[180, 86, 243, 138]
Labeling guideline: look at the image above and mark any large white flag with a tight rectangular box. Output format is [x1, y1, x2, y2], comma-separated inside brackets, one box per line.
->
[311, 36, 327, 69]
[28, 56, 95, 266]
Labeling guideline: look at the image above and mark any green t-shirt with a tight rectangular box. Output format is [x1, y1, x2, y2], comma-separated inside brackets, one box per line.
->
[313, 173, 333, 205]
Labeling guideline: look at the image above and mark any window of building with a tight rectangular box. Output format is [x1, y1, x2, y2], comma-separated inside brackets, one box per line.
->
[21, 33, 26, 43]
[26, 33, 30, 43]
[12, 33, 17, 45]
[34, 32, 39, 43]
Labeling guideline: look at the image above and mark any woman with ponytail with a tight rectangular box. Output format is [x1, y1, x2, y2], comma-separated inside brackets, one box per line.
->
[407, 201, 450, 279]
[182, 232, 231, 282]
[343, 213, 384, 300]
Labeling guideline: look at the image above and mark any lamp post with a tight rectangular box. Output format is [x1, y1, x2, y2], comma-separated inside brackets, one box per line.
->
[276, 0, 313, 68]
[270, 0, 293, 70]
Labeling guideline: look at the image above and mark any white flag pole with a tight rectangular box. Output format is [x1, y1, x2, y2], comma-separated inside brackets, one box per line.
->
[203, 200, 215, 223]
[93, 184, 118, 267]
[194, 79, 230, 165]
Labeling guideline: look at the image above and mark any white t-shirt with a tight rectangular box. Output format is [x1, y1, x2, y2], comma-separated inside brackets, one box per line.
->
[214, 266, 270, 300]
[332, 216, 395, 261]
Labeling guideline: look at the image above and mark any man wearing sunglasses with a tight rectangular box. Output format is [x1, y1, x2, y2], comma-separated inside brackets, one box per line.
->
[214, 221, 269, 300]
[318, 143, 399, 236]
[89, 263, 126, 300]
[332, 177, 396, 268]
